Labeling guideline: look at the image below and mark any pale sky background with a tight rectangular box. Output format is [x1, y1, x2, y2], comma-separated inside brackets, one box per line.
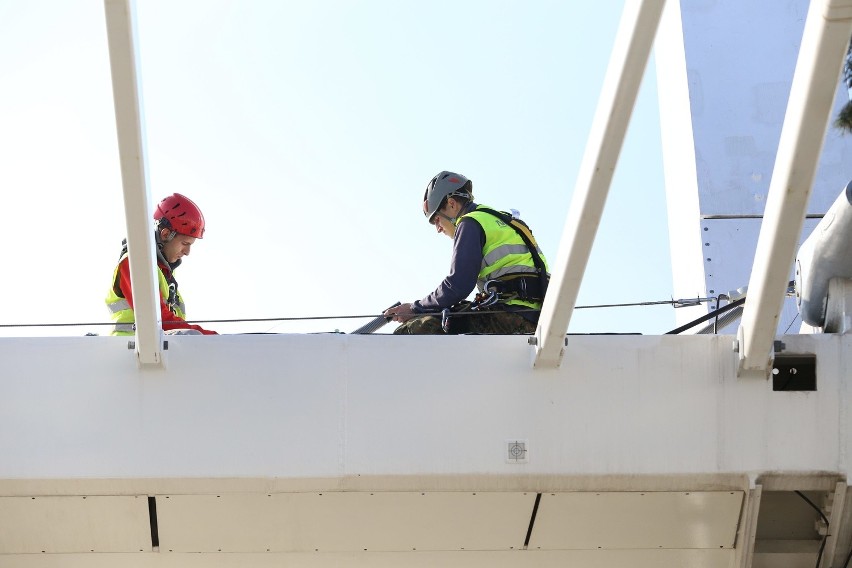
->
[0, 0, 675, 337]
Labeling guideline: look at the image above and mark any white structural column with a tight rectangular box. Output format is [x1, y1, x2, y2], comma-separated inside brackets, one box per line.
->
[103, 0, 163, 366]
[534, 0, 666, 368]
[737, 0, 852, 378]
[653, 0, 705, 329]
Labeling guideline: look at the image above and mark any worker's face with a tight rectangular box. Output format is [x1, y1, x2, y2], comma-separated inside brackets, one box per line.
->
[160, 229, 197, 263]
[432, 198, 459, 239]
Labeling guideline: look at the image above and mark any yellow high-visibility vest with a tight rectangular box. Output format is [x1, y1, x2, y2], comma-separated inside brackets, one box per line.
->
[104, 254, 187, 335]
[459, 205, 549, 309]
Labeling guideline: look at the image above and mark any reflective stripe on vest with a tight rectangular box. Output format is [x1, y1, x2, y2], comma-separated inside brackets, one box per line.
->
[458, 205, 549, 307]
[106, 298, 131, 314]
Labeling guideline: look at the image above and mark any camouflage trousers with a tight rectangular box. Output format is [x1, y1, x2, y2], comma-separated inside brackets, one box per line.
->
[393, 309, 536, 335]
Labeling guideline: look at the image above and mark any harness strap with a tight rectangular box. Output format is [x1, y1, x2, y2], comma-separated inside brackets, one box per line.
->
[483, 274, 550, 302]
[112, 245, 182, 314]
[470, 207, 549, 300]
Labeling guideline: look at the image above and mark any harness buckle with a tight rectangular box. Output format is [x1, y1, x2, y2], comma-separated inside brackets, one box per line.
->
[471, 279, 501, 310]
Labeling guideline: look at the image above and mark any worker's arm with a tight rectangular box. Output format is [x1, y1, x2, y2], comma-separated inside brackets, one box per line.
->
[415, 218, 484, 311]
[384, 218, 485, 322]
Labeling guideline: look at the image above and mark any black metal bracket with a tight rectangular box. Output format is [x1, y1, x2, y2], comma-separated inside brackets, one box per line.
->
[772, 354, 816, 391]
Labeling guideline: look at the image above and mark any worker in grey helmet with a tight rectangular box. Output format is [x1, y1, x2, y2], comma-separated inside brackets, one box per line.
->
[384, 171, 550, 334]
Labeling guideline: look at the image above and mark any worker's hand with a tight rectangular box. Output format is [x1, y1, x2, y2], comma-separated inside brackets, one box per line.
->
[384, 302, 417, 323]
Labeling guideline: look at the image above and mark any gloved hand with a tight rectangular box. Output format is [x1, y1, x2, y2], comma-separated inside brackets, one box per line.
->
[384, 303, 417, 323]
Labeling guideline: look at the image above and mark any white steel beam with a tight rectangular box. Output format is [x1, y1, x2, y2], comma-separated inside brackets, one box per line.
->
[533, 0, 666, 368]
[736, 0, 852, 378]
[821, 481, 847, 568]
[734, 485, 762, 568]
[103, 0, 163, 366]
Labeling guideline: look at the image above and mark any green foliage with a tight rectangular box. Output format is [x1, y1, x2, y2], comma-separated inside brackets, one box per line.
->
[834, 100, 852, 133]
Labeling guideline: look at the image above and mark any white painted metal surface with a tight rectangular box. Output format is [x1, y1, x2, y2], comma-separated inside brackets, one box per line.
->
[0, 496, 150, 553]
[103, 0, 162, 365]
[738, 486, 762, 568]
[534, 0, 665, 368]
[797, 184, 852, 328]
[0, 332, 849, 566]
[0, 549, 741, 568]
[824, 277, 852, 331]
[0, 333, 848, 478]
[529, 491, 743, 549]
[654, 0, 706, 326]
[738, 0, 852, 377]
[821, 482, 847, 568]
[702, 217, 819, 333]
[657, 0, 852, 333]
[158, 492, 534, 552]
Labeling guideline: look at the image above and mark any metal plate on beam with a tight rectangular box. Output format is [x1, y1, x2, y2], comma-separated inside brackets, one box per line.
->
[0, 495, 151, 553]
[528, 491, 744, 550]
[156, 492, 536, 552]
[772, 354, 817, 391]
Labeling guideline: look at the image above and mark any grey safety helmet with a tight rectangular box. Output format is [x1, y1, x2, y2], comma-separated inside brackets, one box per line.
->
[422, 171, 472, 224]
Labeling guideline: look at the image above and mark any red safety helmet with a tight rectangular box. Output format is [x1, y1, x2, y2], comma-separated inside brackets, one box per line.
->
[154, 193, 205, 238]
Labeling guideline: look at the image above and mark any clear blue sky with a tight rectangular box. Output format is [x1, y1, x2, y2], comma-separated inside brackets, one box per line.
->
[0, 0, 674, 336]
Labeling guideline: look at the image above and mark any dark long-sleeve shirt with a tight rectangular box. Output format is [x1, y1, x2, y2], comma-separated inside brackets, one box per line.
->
[413, 203, 485, 312]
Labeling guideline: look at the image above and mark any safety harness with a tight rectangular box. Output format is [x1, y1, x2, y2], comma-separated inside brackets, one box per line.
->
[435, 208, 549, 333]
[109, 240, 184, 318]
[466, 207, 550, 310]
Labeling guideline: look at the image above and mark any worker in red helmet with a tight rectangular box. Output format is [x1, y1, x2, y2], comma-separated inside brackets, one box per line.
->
[384, 171, 549, 334]
[105, 193, 217, 335]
